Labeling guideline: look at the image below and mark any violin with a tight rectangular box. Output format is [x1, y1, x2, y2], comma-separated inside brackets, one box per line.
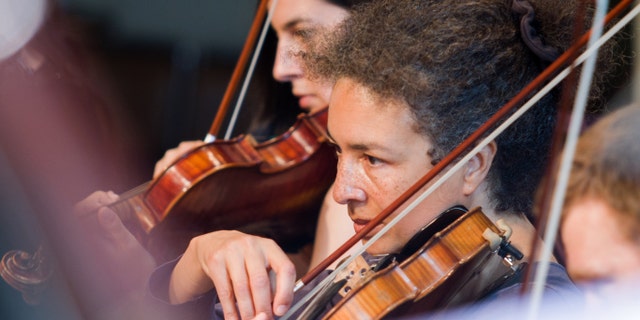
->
[290, 1, 636, 319]
[308, 206, 522, 320]
[107, 108, 337, 261]
[0, 246, 51, 305]
[2, 0, 338, 303]
[0, 107, 337, 305]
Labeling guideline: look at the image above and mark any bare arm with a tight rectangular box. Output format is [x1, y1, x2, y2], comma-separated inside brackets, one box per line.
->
[309, 184, 361, 270]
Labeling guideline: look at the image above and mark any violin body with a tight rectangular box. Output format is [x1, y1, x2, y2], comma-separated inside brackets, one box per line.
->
[322, 207, 516, 320]
[109, 109, 337, 261]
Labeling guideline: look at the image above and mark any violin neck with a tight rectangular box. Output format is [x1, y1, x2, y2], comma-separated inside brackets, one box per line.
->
[105, 181, 158, 241]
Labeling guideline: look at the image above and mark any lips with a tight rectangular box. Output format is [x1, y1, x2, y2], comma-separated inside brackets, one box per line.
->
[296, 94, 318, 111]
[353, 219, 370, 234]
[353, 218, 385, 241]
[292, 85, 315, 107]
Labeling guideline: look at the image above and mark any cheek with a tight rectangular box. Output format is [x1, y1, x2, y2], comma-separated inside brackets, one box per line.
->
[367, 171, 409, 209]
[561, 227, 584, 270]
[373, 164, 419, 195]
[561, 210, 588, 262]
[366, 163, 432, 223]
[375, 175, 429, 244]
[562, 205, 614, 280]
[310, 82, 332, 101]
[382, 166, 441, 215]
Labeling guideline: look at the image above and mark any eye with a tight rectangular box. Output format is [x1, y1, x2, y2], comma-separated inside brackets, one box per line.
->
[292, 27, 314, 41]
[365, 154, 384, 166]
[327, 141, 341, 156]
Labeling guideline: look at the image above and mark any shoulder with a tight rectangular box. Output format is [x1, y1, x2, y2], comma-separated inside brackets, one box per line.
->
[485, 262, 582, 303]
[497, 262, 579, 298]
[426, 262, 582, 320]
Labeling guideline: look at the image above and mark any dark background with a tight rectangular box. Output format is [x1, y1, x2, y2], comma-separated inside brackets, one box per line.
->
[55, 0, 300, 182]
[0, 1, 301, 319]
[0, 0, 636, 319]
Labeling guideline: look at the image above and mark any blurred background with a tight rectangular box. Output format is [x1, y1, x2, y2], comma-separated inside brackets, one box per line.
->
[0, 0, 638, 319]
[0, 0, 301, 319]
[53, 0, 299, 177]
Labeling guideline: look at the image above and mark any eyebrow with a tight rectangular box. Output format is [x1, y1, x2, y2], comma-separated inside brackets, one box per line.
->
[326, 129, 391, 153]
[282, 18, 308, 32]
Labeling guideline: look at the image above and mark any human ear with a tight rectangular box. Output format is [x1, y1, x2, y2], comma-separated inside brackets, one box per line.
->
[462, 141, 497, 195]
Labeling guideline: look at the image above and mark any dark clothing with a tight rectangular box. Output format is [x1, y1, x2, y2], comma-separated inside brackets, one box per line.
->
[410, 262, 584, 319]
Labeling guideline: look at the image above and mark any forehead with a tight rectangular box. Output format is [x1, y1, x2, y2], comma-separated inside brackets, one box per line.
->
[270, 0, 348, 31]
[328, 79, 421, 147]
[330, 78, 407, 115]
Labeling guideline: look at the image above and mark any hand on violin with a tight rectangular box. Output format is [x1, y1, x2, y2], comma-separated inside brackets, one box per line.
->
[153, 140, 205, 178]
[73, 190, 119, 216]
[73, 191, 157, 293]
[74, 191, 139, 253]
[169, 230, 297, 320]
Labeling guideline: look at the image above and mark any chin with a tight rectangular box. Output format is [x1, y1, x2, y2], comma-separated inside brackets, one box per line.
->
[364, 243, 395, 256]
[307, 105, 326, 114]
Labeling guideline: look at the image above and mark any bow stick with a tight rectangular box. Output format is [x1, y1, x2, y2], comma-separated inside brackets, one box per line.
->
[205, 0, 279, 142]
[526, 1, 640, 319]
[283, 0, 636, 318]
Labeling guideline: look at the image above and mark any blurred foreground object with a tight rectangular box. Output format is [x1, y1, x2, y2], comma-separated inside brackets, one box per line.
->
[0, 0, 47, 61]
[1, 1, 162, 319]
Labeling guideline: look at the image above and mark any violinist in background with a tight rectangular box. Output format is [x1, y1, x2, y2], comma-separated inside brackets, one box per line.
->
[560, 103, 640, 307]
[440, 104, 640, 320]
[77, 0, 368, 304]
[83, 0, 368, 272]
[147, 0, 621, 319]
[149, 0, 369, 271]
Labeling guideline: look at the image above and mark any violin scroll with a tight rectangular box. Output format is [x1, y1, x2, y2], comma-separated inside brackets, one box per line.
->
[0, 245, 52, 305]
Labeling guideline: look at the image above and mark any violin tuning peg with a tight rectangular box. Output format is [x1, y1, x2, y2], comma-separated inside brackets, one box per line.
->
[482, 228, 502, 251]
[495, 218, 513, 239]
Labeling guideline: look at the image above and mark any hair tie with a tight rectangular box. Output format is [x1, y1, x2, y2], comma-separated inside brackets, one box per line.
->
[512, 0, 560, 62]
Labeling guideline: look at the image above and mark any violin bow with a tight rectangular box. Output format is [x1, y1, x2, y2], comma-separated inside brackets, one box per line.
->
[205, 0, 279, 142]
[282, 0, 637, 317]
[525, 1, 640, 319]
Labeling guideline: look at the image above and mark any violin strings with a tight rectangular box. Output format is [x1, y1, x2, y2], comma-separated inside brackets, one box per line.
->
[77, 180, 156, 226]
[282, 3, 638, 317]
[117, 181, 151, 201]
[74, 181, 150, 219]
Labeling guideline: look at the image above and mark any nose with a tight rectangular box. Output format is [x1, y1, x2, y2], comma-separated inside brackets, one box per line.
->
[332, 158, 367, 205]
[272, 41, 304, 82]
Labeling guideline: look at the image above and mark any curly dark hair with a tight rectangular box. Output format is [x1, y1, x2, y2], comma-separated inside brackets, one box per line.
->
[325, 0, 372, 8]
[306, 0, 620, 219]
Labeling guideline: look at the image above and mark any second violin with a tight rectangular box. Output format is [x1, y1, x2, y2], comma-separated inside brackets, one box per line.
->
[108, 108, 337, 261]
